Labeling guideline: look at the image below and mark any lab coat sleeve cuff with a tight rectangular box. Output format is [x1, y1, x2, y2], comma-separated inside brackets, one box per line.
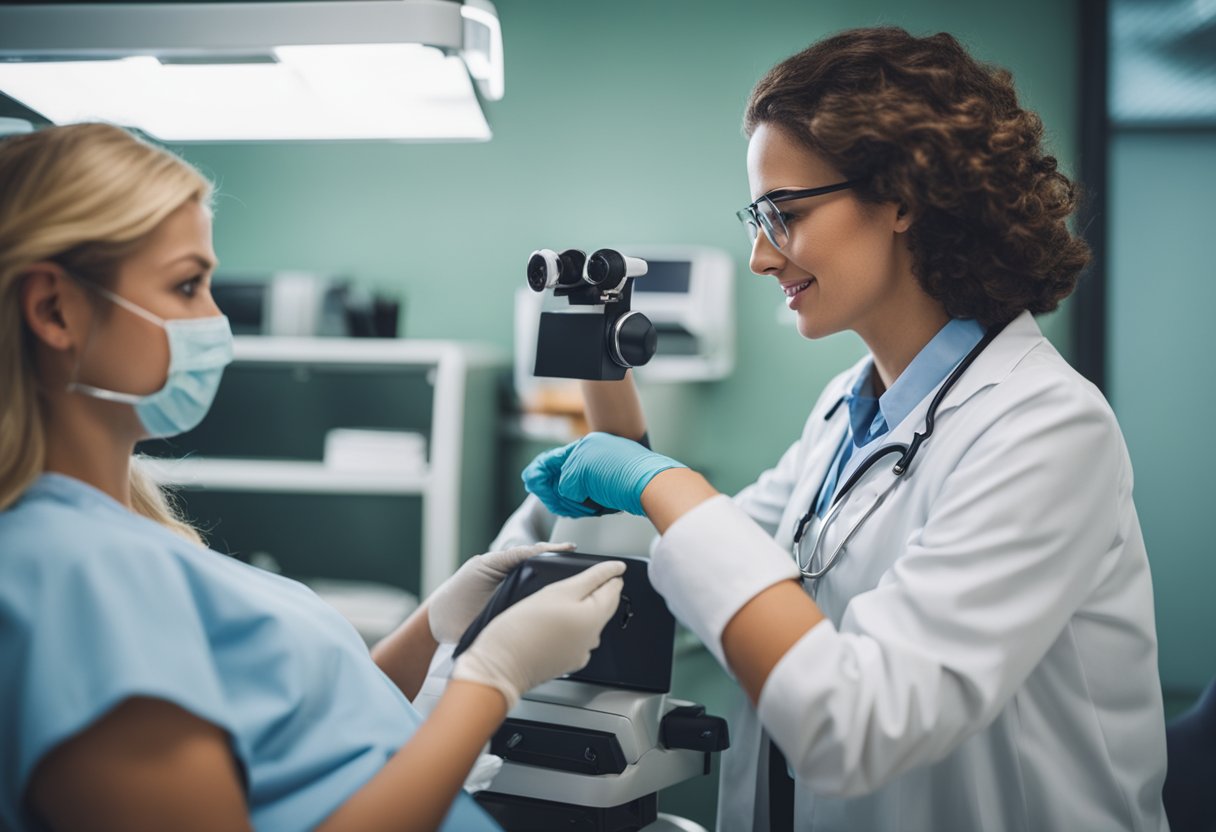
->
[650, 494, 801, 667]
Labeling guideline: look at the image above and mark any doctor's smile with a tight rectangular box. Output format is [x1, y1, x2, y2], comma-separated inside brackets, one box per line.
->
[781, 279, 814, 307]
[0, 3, 1205, 832]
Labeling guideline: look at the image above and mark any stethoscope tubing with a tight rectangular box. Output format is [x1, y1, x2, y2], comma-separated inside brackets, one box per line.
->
[793, 320, 1010, 582]
[798, 481, 895, 579]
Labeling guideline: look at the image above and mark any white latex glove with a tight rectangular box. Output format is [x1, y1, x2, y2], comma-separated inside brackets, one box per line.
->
[451, 560, 626, 709]
[427, 541, 576, 643]
[462, 753, 504, 794]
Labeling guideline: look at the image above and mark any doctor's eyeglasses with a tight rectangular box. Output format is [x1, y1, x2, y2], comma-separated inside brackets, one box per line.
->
[736, 179, 863, 251]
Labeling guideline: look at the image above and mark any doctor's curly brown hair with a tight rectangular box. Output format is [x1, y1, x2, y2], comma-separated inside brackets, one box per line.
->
[744, 27, 1090, 326]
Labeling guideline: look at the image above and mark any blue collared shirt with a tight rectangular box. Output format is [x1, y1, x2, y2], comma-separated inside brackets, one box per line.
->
[813, 318, 986, 516]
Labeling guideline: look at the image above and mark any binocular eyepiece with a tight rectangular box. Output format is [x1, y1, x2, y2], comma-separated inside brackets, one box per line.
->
[526, 246, 657, 379]
[527, 248, 581, 293]
[585, 248, 648, 288]
[527, 248, 648, 294]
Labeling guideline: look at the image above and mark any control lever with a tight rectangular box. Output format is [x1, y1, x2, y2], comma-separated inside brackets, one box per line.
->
[660, 704, 730, 752]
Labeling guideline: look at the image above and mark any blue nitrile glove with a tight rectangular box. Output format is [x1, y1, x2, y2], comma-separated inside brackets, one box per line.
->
[521, 432, 687, 517]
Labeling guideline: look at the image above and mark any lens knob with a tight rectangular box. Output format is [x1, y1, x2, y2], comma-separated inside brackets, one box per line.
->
[609, 311, 657, 368]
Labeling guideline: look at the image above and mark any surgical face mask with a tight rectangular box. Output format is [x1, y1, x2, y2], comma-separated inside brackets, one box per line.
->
[66, 282, 234, 439]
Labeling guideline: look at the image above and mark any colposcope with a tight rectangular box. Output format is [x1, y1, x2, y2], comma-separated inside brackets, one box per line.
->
[411, 254, 725, 829]
[416, 552, 729, 831]
[526, 248, 658, 380]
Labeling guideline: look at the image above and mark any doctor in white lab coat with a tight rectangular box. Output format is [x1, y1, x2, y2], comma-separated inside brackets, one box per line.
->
[514, 26, 1170, 831]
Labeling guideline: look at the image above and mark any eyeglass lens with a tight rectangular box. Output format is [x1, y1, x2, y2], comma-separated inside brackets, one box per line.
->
[738, 199, 788, 250]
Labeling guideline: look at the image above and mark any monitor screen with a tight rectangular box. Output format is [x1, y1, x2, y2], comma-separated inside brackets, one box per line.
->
[634, 260, 691, 294]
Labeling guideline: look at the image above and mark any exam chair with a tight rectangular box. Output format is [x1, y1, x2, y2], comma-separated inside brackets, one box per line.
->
[1163, 677, 1216, 832]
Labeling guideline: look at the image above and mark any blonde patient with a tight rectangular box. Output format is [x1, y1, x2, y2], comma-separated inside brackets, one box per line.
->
[0, 123, 625, 832]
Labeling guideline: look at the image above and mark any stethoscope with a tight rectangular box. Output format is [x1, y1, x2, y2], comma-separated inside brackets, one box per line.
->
[791, 320, 1009, 581]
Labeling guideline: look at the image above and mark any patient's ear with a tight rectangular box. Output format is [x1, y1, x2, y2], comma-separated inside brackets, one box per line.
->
[20, 264, 87, 351]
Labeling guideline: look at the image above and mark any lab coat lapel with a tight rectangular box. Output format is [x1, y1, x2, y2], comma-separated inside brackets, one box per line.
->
[830, 311, 1044, 492]
[778, 388, 853, 550]
[931, 310, 1044, 418]
[812, 312, 1048, 604]
[811, 424, 913, 617]
[825, 395, 926, 526]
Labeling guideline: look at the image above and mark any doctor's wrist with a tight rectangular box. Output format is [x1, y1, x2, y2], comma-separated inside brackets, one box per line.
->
[641, 468, 719, 534]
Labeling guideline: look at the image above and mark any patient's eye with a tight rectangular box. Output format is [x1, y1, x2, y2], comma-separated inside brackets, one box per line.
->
[177, 275, 203, 298]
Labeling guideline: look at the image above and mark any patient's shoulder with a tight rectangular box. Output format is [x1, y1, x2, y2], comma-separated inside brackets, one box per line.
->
[0, 477, 180, 579]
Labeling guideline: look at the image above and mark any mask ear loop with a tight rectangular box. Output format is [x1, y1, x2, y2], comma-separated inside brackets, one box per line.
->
[63, 274, 167, 403]
[76, 279, 167, 327]
[63, 274, 107, 396]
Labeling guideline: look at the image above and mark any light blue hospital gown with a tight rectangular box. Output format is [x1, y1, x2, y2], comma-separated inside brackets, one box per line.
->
[0, 473, 501, 831]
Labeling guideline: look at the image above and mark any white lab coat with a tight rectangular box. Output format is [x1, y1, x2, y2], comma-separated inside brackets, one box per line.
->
[495, 311, 1169, 831]
[661, 310, 1169, 831]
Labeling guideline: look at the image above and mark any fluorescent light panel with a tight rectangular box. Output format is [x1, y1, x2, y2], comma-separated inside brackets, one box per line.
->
[0, 43, 492, 142]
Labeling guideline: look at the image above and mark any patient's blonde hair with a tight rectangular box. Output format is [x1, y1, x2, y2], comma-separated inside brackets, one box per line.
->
[0, 123, 211, 543]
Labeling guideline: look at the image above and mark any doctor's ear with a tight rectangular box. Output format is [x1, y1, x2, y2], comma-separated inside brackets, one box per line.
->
[894, 204, 914, 233]
[19, 264, 89, 352]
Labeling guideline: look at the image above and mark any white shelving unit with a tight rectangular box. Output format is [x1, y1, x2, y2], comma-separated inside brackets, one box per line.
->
[146, 336, 507, 597]
[143, 458, 429, 495]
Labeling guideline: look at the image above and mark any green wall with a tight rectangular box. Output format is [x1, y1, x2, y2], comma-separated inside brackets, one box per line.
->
[164, 3, 1082, 827]
[172, 0, 1078, 497]
[1109, 131, 1216, 697]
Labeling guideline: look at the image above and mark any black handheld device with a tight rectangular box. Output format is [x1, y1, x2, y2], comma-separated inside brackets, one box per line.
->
[452, 552, 676, 694]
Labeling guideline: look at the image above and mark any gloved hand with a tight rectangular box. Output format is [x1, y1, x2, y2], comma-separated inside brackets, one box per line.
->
[522, 432, 686, 517]
[450, 560, 626, 709]
[427, 541, 576, 644]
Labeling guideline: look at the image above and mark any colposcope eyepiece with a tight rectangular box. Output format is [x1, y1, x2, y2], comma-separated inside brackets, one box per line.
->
[528, 245, 657, 379]
[584, 248, 648, 289]
[527, 249, 560, 292]
[527, 248, 588, 292]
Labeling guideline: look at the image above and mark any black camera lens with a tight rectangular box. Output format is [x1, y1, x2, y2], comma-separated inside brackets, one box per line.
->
[584, 250, 624, 287]
[527, 252, 552, 292]
[609, 311, 657, 368]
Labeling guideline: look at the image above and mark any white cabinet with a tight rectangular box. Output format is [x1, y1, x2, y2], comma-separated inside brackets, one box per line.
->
[143, 337, 507, 598]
